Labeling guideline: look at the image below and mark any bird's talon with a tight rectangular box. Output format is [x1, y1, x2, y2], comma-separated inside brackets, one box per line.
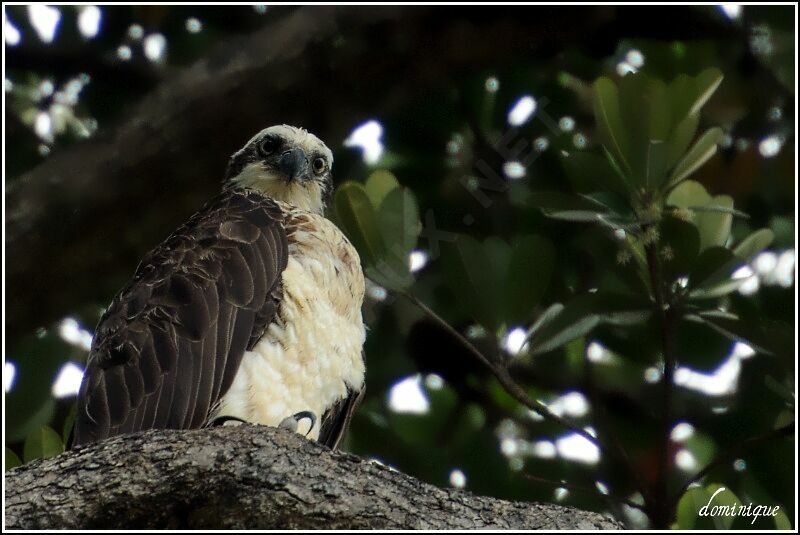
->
[279, 410, 317, 436]
[210, 415, 248, 427]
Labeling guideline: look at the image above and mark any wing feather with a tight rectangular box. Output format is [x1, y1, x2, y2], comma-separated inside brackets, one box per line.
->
[71, 188, 288, 447]
[318, 385, 365, 450]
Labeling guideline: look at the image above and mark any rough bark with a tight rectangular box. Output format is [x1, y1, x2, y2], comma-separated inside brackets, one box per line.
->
[5, 5, 738, 344]
[4, 425, 622, 529]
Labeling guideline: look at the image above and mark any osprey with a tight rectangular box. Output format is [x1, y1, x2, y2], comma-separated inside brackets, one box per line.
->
[72, 125, 366, 449]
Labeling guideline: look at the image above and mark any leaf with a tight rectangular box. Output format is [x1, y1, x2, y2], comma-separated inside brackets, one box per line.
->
[370, 186, 421, 290]
[689, 68, 724, 116]
[703, 484, 742, 530]
[526, 293, 651, 355]
[687, 246, 743, 294]
[504, 235, 555, 324]
[6, 332, 71, 442]
[667, 181, 735, 251]
[62, 404, 77, 445]
[526, 303, 564, 338]
[593, 77, 632, 177]
[645, 79, 671, 141]
[528, 191, 616, 223]
[733, 229, 774, 261]
[668, 73, 695, 123]
[667, 127, 723, 189]
[441, 235, 500, 330]
[773, 507, 792, 530]
[617, 73, 651, 184]
[666, 113, 700, 171]
[561, 151, 630, 198]
[645, 140, 669, 190]
[685, 204, 749, 218]
[687, 277, 748, 300]
[364, 170, 401, 209]
[667, 179, 711, 209]
[695, 195, 734, 251]
[334, 182, 385, 267]
[669, 68, 723, 122]
[23, 425, 64, 463]
[684, 314, 772, 356]
[5, 448, 22, 471]
[676, 486, 717, 530]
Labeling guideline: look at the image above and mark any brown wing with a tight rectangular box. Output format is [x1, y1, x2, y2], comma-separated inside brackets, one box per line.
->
[318, 384, 365, 450]
[71, 188, 288, 447]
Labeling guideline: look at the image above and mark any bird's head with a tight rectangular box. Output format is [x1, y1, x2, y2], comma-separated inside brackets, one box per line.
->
[224, 125, 333, 214]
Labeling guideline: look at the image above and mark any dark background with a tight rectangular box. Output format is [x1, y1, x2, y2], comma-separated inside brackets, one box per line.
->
[4, 5, 795, 529]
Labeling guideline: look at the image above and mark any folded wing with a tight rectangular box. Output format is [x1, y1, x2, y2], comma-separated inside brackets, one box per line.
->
[72, 189, 288, 447]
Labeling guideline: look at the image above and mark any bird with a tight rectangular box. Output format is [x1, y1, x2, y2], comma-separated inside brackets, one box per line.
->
[71, 125, 366, 450]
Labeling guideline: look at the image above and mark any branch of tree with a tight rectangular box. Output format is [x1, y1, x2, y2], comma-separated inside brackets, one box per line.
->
[401, 291, 601, 449]
[4, 425, 622, 529]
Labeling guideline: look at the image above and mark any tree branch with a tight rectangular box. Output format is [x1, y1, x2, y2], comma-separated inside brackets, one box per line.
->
[4, 425, 622, 529]
[642, 220, 678, 529]
[401, 291, 601, 449]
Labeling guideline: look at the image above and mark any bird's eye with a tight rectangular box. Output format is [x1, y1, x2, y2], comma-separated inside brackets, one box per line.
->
[312, 157, 327, 175]
[259, 136, 278, 156]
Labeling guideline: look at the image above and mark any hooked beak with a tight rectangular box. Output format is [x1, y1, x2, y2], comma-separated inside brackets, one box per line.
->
[277, 148, 309, 182]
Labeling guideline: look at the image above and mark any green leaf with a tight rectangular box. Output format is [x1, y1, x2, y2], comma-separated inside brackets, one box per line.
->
[593, 77, 632, 177]
[618, 73, 651, 184]
[666, 113, 700, 171]
[526, 293, 651, 355]
[483, 237, 512, 297]
[667, 181, 735, 251]
[703, 484, 742, 530]
[23, 425, 64, 463]
[62, 405, 77, 445]
[685, 204, 749, 218]
[645, 140, 669, 189]
[667, 179, 711, 209]
[684, 314, 772, 356]
[527, 306, 600, 355]
[561, 151, 630, 198]
[677, 486, 717, 530]
[687, 277, 748, 300]
[689, 68, 724, 116]
[364, 170, 401, 208]
[644, 79, 671, 141]
[378, 187, 420, 256]
[504, 235, 555, 324]
[528, 191, 617, 223]
[669, 68, 723, 123]
[334, 181, 385, 267]
[6, 332, 71, 442]
[695, 195, 734, 251]
[687, 246, 742, 294]
[773, 507, 792, 530]
[367, 186, 421, 290]
[668, 73, 695, 123]
[5, 448, 22, 471]
[667, 127, 723, 189]
[441, 235, 500, 330]
[734, 229, 774, 261]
